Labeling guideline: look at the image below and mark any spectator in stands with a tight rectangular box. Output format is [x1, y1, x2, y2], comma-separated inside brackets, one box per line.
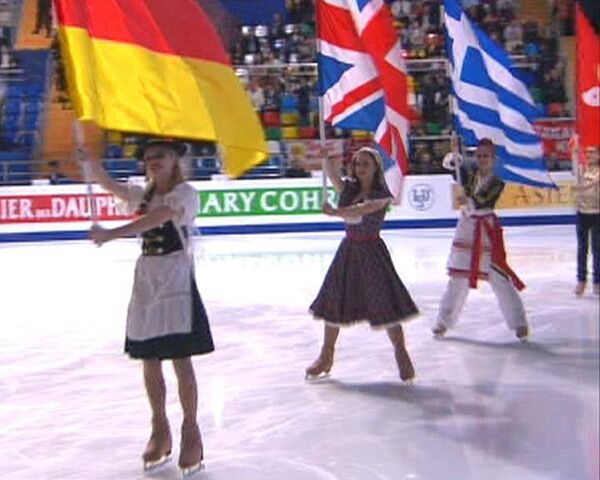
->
[572, 143, 600, 296]
[269, 12, 286, 47]
[0, 42, 11, 68]
[51, 34, 69, 107]
[294, 76, 311, 126]
[553, 0, 574, 36]
[0, 0, 17, 49]
[0, 75, 6, 147]
[542, 67, 568, 115]
[496, 0, 516, 17]
[412, 150, 435, 174]
[407, 19, 426, 54]
[504, 18, 523, 54]
[33, 0, 53, 38]
[288, 0, 313, 24]
[247, 78, 264, 114]
[263, 80, 282, 113]
[522, 15, 540, 44]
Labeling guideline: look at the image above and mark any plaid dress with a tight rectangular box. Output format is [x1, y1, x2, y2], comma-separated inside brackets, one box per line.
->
[310, 180, 418, 328]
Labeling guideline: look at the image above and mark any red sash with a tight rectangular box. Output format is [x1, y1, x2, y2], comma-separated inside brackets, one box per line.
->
[469, 214, 525, 291]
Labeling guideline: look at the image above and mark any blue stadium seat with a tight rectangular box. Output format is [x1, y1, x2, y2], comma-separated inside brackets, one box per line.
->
[104, 159, 139, 178]
[4, 99, 22, 115]
[24, 101, 42, 115]
[23, 114, 39, 130]
[105, 144, 124, 159]
[16, 131, 38, 149]
[6, 85, 26, 99]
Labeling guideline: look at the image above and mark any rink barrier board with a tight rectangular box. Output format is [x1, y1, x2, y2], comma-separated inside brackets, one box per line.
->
[0, 173, 577, 243]
[0, 214, 576, 243]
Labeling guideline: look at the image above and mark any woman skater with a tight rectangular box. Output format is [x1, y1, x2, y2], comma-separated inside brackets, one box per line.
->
[87, 138, 214, 476]
[432, 138, 529, 341]
[306, 147, 418, 382]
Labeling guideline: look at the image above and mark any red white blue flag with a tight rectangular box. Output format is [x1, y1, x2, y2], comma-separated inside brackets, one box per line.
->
[317, 0, 410, 198]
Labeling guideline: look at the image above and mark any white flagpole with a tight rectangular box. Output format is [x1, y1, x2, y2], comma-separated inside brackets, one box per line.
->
[73, 120, 98, 224]
[451, 129, 462, 185]
[318, 96, 328, 204]
[315, 0, 328, 206]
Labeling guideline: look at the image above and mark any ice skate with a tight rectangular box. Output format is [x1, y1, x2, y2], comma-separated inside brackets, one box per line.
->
[432, 323, 447, 339]
[394, 347, 415, 384]
[142, 418, 172, 471]
[178, 421, 203, 477]
[574, 282, 586, 297]
[515, 325, 529, 343]
[304, 345, 334, 380]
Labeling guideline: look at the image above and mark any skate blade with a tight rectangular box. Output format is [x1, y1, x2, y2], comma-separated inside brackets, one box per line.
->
[143, 453, 171, 472]
[180, 462, 203, 478]
[304, 371, 331, 382]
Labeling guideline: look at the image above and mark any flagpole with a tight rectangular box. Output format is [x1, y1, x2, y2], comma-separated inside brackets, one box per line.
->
[451, 129, 462, 185]
[445, 54, 463, 188]
[318, 96, 328, 204]
[73, 120, 98, 224]
[315, 0, 328, 205]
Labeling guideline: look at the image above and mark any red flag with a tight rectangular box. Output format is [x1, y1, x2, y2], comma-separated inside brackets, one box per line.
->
[576, 2, 600, 148]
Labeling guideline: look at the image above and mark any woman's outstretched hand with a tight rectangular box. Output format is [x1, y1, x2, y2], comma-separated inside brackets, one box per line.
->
[89, 224, 113, 246]
[322, 202, 337, 216]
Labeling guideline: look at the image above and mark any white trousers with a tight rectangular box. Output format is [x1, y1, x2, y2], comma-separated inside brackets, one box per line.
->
[437, 270, 527, 330]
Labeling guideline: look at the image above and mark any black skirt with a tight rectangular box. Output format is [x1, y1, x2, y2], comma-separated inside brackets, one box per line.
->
[125, 277, 215, 360]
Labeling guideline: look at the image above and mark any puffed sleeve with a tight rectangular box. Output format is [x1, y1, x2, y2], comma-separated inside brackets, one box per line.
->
[118, 184, 145, 215]
[165, 183, 199, 225]
[369, 178, 393, 201]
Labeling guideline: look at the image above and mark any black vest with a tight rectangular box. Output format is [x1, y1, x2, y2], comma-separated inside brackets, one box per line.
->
[141, 221, 188, 256]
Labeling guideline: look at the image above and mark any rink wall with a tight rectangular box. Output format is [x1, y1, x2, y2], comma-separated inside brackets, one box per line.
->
[0, 172, 577, 242]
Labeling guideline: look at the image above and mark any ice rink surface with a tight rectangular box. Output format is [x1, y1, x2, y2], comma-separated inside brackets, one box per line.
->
[0, 224, 598, 480]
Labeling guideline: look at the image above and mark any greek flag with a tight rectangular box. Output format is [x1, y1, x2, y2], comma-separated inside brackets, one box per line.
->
[444, 0, 556, 188]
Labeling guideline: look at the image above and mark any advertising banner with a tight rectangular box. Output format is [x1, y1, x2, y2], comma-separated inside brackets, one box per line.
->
[533, 119, 576, 161]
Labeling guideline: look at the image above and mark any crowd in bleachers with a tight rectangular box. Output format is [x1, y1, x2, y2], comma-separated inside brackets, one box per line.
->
[0, 0, 578, 185]
[230, 0, 571, 174]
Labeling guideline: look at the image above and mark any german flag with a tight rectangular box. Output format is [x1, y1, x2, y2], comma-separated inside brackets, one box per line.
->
[53, 0, 267, 177]
[576, 0, 600, 147]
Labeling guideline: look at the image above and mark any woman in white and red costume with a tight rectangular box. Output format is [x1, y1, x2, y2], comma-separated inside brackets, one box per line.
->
[433, 138, 529, 341]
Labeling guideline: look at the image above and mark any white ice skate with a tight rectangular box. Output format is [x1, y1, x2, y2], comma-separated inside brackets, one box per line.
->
[180, 462, 203, 478]
[143, 453, 171, 472]
[178, 422, 204, 478]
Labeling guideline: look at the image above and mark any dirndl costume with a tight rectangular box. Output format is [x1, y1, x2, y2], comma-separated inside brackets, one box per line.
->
[122, 182, 214, 360]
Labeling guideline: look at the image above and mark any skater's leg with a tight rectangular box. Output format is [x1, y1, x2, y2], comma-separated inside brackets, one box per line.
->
[305, 324, 339, 379]
[575, 212, 589, 295]
[142, 359, 172, 468]
[434, 276, 470, 335]
[590, 214, 600, 291]
[172, 358, 198, 425]
[488, 269, 528, 340]
[387, 325, 415, 382]
[173, 358, 202, 474]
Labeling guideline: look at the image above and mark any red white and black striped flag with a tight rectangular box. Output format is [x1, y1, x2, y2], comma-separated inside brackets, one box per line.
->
[576, 0, 600, 148]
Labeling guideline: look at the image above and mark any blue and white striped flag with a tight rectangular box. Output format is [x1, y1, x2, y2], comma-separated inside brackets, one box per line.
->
[444, 0, 556, 188]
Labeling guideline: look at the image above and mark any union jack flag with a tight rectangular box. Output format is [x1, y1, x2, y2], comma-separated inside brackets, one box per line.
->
[317, 0, 410, 197]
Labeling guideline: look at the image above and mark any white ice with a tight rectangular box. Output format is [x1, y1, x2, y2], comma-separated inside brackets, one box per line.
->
[0, 225, 598, 480]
